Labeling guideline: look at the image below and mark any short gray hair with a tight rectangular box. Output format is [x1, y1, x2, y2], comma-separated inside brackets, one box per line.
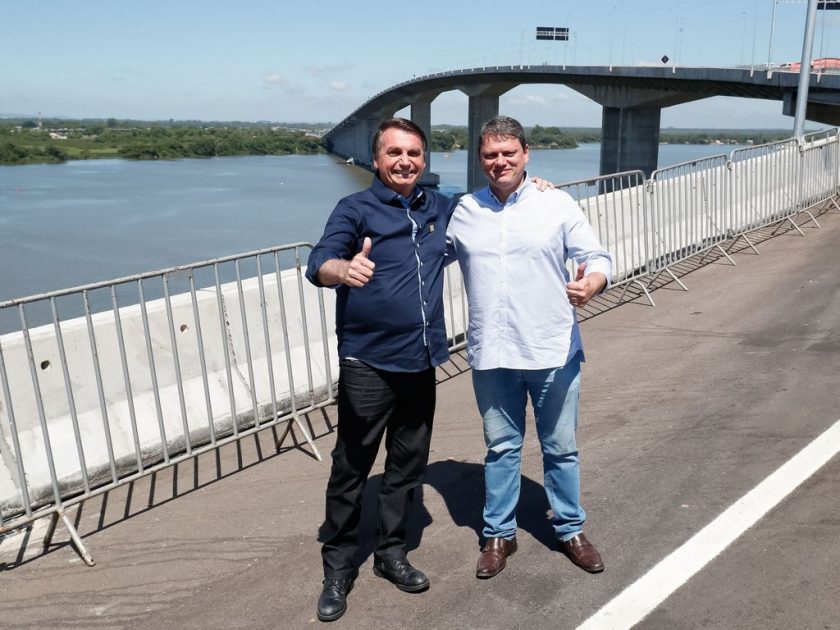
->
[478, 115, 527, 153]
[371, 118, 427, 156]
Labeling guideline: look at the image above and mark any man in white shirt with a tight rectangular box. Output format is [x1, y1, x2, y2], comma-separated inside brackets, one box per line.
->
[446, 115, 612, 579]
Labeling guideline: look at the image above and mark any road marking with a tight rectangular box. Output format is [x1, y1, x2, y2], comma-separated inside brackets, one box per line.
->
[577, 418, 840, 630]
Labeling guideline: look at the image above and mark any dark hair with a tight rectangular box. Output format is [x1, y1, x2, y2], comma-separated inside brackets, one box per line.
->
[478, 115, 527, 153]
[371, 118, 427, 156]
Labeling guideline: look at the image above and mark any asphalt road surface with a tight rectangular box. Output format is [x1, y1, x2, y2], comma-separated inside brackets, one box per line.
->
[2, 208, 839, 630]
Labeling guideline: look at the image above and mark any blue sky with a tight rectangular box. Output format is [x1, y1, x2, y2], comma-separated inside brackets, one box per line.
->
[2, 0, 838, 128]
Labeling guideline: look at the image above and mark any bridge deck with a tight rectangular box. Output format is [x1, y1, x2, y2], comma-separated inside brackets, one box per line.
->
[2, 209, 839, 629]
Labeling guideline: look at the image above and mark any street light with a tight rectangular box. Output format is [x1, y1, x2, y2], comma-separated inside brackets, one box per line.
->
[794, 0, 820, 139]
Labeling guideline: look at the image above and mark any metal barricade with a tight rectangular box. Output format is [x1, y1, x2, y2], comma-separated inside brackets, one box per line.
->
[649, 154, 731, 280]
[0, 243, 335, 565]
[443, 265, 469, 352]
[797, 128, 840, 223]
[559, 171, 654, 305]
[728, 139, 800, 236]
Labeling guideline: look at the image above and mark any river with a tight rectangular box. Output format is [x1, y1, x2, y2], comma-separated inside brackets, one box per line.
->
[0, 143, 745, 302]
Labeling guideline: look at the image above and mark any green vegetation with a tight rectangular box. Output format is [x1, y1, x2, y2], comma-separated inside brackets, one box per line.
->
[658, 129, 793, 145]
[527, 125, 577, 148]
[0, 141, 66, 164]
[431, 125, 577, 151]
[0, 117, 800, 166]
[430, 127, 468, 152]
[430, 125, 794, 153]
[0, 119, 327, 165]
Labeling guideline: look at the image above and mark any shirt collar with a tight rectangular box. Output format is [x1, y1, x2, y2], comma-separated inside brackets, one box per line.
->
[370, 175, 424, 208]
[483, 171, 532, 206]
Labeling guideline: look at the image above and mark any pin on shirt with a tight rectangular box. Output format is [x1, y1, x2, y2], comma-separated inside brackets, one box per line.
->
[428, 223, 435, 232]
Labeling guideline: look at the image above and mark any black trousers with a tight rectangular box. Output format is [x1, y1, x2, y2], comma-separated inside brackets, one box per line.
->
[321, 359, 435, 579]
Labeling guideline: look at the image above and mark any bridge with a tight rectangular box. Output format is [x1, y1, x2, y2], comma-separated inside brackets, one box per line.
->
[2, 99, 840, 625]
[324, 65, 840, 190]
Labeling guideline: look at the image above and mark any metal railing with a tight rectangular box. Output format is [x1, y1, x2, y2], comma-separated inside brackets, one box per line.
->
[556, 130, 839, 303]
[650, 154, 731, 270]
[0, 243, 336, 564]
[559, 171, 653, 303]
[2, 130, 838, 567]
[728, 139, 802, 236]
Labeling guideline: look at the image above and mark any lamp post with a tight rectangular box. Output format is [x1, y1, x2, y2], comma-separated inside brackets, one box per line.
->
[793, 0, 819, 140]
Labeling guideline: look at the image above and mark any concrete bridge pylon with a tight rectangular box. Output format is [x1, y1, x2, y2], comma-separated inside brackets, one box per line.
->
[324, 65, 840, 192]
[457, 82, 515, 191]
[409, 90, 443, 187]
[569, 84, 706, 178]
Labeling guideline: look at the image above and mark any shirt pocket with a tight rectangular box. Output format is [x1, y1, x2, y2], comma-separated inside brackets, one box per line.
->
[419, 220, 447, 259]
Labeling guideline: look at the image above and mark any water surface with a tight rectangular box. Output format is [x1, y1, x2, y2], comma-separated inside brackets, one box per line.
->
[0, 143, 745, 302]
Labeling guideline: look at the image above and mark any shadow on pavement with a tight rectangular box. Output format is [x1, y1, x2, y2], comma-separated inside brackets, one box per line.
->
[312, 458, 557, 576]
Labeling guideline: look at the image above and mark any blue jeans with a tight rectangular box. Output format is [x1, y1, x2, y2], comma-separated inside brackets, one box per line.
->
[472, 355, 585, 542]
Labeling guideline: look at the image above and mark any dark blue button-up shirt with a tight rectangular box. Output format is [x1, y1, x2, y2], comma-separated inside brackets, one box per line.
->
[306, 176, 455, 372]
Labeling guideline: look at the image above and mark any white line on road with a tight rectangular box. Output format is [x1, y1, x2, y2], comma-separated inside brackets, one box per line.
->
[577, 418, 840, 630]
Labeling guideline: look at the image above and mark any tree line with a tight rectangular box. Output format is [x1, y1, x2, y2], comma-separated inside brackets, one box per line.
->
[0, 118, 798, 166]
[429, 126, 794, 152]
[0, 122, 326, 165]
[430, 125, 578, 151]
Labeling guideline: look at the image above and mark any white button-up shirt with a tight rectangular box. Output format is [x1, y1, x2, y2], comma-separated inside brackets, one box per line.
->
[446, 177, 612, 370]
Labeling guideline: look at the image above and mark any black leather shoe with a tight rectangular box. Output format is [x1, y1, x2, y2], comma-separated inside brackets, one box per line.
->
[372, 558, 429, 592]
[316, 578, 353, 622]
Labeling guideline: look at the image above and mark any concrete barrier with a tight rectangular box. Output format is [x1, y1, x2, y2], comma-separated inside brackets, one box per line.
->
[3, 130, 834, 541]
[0, 266, 337, 514]
[1, 260, 469, 519]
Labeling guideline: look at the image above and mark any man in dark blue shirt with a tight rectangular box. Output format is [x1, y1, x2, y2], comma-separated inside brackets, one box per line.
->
[306, 118, 453, 622]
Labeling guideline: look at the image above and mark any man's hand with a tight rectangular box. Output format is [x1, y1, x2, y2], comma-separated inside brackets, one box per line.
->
[316, 237, 375, 288]
[530, 176, 555, 191]
[340, 237, 375, 287]
[566, 262, 607, 308]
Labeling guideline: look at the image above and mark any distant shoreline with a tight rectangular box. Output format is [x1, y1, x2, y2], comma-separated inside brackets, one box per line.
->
[1, 118, 800, 166]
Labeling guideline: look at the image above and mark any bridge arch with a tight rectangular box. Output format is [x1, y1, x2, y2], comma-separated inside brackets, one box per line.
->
[324, 65, 840, 191]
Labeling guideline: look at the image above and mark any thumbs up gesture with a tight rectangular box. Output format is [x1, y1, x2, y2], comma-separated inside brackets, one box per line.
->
[342, 237, 375, 287]
[566, 261, 607, 308]
[360, 236, 372, 259]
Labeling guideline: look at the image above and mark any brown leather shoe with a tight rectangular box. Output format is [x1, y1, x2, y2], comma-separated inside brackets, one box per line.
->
[476, 537, 517, 579]
[558, 533, 604, 573]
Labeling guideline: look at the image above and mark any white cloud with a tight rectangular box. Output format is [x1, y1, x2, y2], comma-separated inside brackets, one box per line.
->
[510, 94, 546, 105]
[262, 72, 288, 86]
[261, 72, 307, 96]
[329, 80, 351, 91]
[508, 92, 570, 106]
